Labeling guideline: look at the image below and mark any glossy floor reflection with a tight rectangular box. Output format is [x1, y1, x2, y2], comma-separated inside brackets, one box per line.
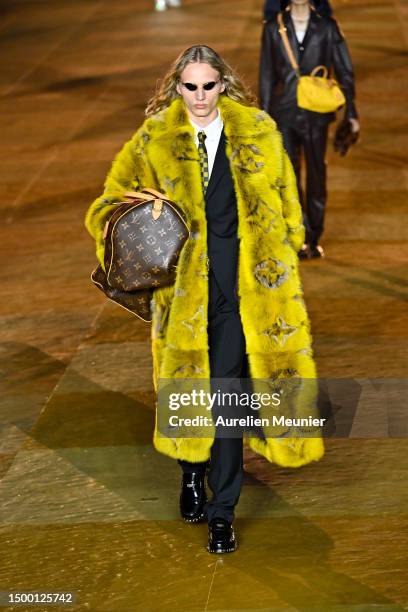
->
[1, 0, 408, 610]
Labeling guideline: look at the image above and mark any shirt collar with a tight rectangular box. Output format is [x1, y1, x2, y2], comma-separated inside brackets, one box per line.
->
[189, 109, 224, 141]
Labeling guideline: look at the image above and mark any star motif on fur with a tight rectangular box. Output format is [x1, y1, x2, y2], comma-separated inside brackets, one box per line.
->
[181, 305, 205, 338]
[254, 258, 289, 289]
[172, 364, 204, 376]
[256, 199, 279, 233]
[262, 317, 297, 346]
[232, 144, 265, 173]
[164, 175, 181, 192]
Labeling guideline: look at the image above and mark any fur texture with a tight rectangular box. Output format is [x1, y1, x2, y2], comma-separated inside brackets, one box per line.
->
[85, 96, 324, 468]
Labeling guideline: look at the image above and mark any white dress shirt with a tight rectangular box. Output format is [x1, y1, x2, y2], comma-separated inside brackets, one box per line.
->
[190, 110, 224, 179]
[295, 28, 306, 43]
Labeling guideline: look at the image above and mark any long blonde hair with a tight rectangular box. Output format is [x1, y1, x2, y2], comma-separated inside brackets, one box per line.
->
[145, 45, 256, 117]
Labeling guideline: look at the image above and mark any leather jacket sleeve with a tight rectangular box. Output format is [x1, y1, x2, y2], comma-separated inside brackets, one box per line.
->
[331, 19, 358, 120]
[259, 21, 276, 114]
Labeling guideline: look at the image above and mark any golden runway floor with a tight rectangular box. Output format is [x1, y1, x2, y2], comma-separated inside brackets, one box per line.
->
[0, 0, 407, 610]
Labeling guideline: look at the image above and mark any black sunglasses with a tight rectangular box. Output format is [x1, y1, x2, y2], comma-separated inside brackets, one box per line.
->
[181, 80, 220, 92]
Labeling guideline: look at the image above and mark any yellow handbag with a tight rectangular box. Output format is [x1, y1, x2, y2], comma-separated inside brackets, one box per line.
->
[277, 13, 346, 113]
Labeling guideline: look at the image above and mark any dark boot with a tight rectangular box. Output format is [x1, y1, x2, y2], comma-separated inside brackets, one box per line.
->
[310, 244, 325, 258]
[207, 518, 237, 554]
[298, 243, 311, 260]
[179, 473, 207, 523]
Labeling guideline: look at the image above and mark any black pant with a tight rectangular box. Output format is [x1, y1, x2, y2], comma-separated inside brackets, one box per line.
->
[179, 270, 245, 523]
[278, 114, 329, 247]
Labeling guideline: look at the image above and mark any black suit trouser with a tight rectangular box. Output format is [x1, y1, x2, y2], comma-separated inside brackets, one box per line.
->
[179, 270, 245, 523]
[277, 114, 329, 247]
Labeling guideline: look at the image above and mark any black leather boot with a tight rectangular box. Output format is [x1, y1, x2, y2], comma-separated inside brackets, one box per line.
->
[310, 244, 325, 258]
[207, 518, 237, 553]
[179, 473, 207, 523]
[298, 243, 311, 260]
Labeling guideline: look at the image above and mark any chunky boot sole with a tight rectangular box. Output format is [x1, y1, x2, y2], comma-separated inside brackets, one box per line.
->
[182, 511, 206, 524]
[207, 540, 237, 554]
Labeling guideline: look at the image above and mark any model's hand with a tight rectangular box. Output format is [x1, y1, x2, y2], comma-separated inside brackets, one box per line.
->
[349, 118, 360, 133]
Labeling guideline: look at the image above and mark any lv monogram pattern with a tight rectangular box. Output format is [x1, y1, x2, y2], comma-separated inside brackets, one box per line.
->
[92, 265, 152, 321]
[105, 199, 189, 292]
[198, 131, 209, 192]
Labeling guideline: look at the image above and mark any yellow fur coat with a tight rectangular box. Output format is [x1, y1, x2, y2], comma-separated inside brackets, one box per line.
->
[85, 95, 324, 468]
